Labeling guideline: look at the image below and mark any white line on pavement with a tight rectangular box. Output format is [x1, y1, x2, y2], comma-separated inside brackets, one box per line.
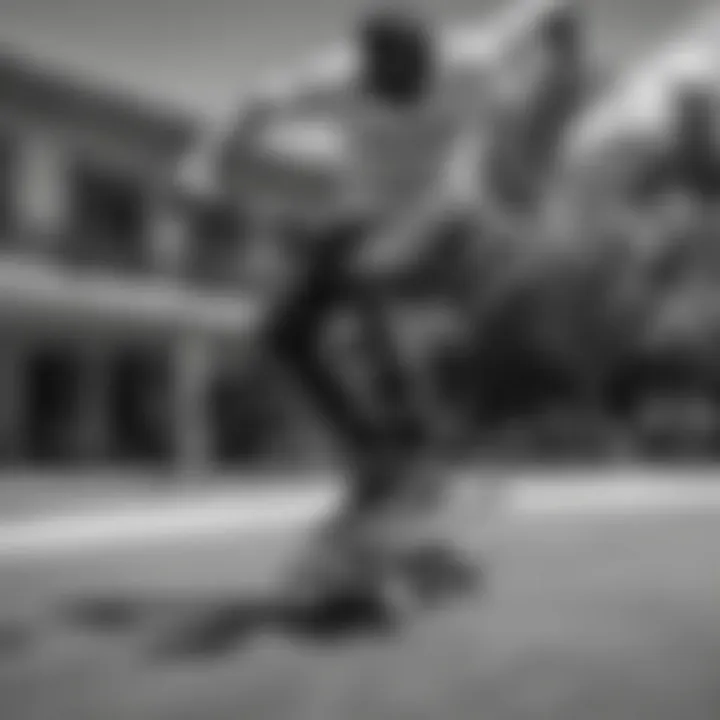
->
[0, 478, 719, 562]
[0, 491, 338, 561]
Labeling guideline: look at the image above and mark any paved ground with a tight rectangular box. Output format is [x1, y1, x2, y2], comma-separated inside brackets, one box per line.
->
[1, 466, 719, 558]
[0, 469, 718, 720]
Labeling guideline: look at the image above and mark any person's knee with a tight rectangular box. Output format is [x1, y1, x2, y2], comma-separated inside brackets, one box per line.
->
[265, 304, 308, 366]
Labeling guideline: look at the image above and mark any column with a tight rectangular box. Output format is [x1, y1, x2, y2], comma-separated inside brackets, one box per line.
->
[76, 346, 111, 464]
[174, 333, 214, 479]
[244, 210, 284, 291]
[150, 196, 189, 278]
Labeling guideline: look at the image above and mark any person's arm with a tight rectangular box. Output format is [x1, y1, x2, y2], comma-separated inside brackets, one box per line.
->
[179, 49, 352, 196]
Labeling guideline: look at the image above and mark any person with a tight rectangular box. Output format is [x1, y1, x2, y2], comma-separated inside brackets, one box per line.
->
[185, 0, 571, 615]
[479, 1, 602, 240]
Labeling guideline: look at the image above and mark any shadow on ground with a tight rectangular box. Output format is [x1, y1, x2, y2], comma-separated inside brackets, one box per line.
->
[60, 549, 483, 660]
[61, 592, 408, 660]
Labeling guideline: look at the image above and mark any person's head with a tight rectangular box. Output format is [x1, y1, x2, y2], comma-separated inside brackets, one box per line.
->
[358, 9, 436, 105]
[539, 2, 582, 64]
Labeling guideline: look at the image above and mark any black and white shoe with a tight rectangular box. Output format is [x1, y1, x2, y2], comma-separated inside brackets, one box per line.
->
[400, 543, 483, 605]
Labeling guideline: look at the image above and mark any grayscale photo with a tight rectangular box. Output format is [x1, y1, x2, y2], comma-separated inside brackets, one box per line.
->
[0, 0, 718, 718]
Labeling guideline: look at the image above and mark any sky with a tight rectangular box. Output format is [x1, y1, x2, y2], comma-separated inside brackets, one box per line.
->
[0, 0, 711, 120]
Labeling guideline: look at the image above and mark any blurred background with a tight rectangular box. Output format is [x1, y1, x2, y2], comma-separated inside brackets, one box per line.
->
[0, 0, 718, 477]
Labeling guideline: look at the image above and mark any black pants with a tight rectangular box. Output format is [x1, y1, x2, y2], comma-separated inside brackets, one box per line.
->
[265, 220, 428, 503]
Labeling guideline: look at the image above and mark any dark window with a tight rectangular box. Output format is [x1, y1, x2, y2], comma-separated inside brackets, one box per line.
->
[69, 164, 147, 269]
[109, 349, 172, 463]
[0, 135, 17, 239]
[23, 348, 82, 464]
[189, 200, 246, 284]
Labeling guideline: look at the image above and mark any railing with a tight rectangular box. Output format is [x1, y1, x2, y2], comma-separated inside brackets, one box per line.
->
[0, 224, 261, 282]
[0, 238, 262, 338]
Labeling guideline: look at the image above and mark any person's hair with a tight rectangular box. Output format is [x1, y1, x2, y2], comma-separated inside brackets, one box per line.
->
[540, 5, 581, 54]
[358, 10, 436, 105]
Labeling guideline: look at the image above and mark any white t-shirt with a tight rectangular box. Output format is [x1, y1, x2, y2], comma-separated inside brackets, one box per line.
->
[341, 77, 483, 220]
[219, 50, 496, 224]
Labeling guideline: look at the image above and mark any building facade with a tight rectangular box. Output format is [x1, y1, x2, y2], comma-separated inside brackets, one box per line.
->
[0, 50, 303, 474]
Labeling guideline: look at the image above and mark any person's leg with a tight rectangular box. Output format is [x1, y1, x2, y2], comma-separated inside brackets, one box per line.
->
[265, 220, 381, 454]
[261, 221, 375, 609]
[263, 219, 417, 610]
[268, 216, 478, 607]
[352, 287, 429, 452]
[342, 216, 482, 602]
[389, 215, 491, 599]
[266, 216, 431, 510]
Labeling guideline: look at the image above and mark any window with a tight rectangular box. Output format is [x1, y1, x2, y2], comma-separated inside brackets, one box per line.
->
[69, 164, 147, 269]
[0, 134, 17, 239]
[189, 200, 246, 285]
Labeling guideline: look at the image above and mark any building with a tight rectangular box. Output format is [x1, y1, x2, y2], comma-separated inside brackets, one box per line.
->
[0, 48, 286, 473]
